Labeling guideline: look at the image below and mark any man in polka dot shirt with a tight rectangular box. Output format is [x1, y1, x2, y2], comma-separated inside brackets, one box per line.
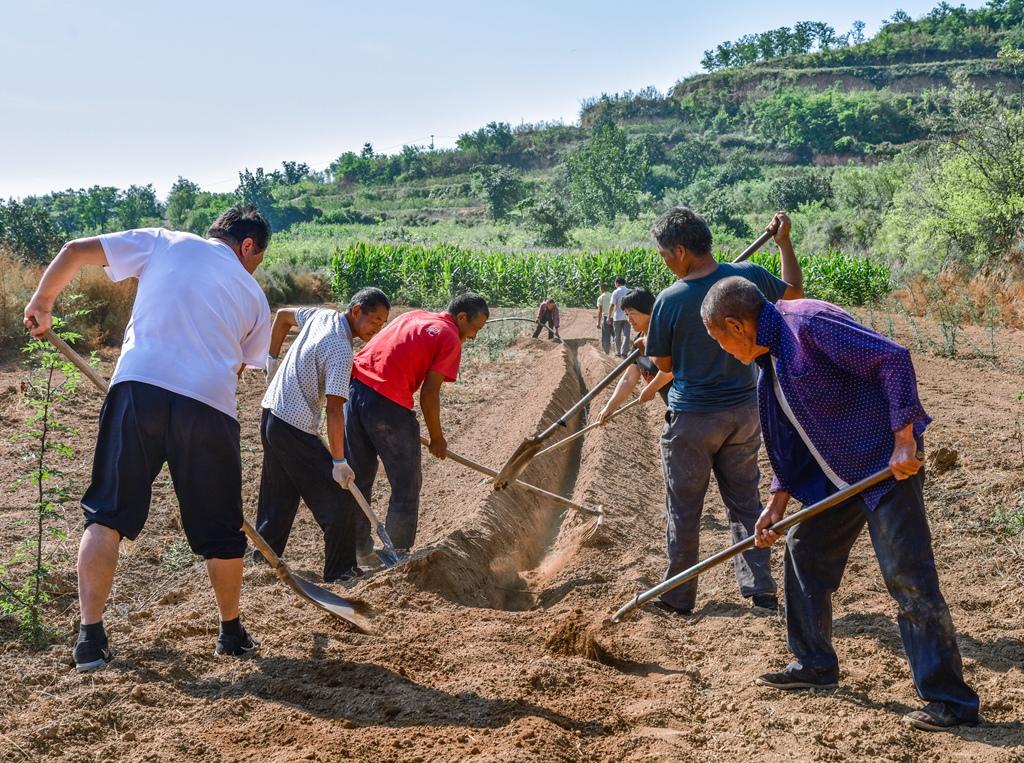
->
[257, 288, 391, 583]
[701, 276, 979, 733]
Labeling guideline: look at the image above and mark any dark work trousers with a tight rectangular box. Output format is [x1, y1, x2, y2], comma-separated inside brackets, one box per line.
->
[532, 315, 557, 339]
[342, 378, 422, 554]
[256, 409, 357, 580]
[600, 318, 613, 354]
[612, 319, 631, 356]
[784, 469, 979, 721]
[659, 403, 776, 611]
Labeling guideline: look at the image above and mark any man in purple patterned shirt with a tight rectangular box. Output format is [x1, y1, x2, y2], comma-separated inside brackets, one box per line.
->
[700, 276, 979, 732]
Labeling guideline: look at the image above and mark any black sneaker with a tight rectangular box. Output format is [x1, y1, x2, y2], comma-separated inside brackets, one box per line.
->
[755, 666, 838, 690]
[215, 627, 260, 658]
[904, 702, 978, 732]
[751, 594, 779, 612]
[325, 566, 364, 584]
[651, 599, 693, 616]
[73, 635, 113, 672]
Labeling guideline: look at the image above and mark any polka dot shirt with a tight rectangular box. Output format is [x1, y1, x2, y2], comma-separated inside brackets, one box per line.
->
[754, 299, 931, 510]
[262, 307, 353, 435]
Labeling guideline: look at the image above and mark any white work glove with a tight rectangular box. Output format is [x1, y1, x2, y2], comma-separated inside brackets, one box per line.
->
[332, 459, 355, 489]
[266, 354, 280, 384]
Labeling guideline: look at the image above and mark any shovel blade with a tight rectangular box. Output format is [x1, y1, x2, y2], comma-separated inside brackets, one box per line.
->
[492, 436, 545, 490]
[279, 567, 374, 634]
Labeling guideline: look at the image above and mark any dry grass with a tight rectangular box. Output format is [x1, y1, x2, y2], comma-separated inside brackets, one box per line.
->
[894, 271, 1024, 330]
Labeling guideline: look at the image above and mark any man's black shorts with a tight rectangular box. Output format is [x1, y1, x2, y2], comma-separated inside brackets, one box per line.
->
[81, 381, 245, 559]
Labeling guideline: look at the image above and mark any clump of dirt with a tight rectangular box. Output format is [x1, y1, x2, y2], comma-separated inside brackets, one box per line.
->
[543, 608, 608, 661]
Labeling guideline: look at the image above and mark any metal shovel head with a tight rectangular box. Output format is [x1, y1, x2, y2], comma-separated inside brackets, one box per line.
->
[491, 436, 545, 490]
[278, 565, 374, 634]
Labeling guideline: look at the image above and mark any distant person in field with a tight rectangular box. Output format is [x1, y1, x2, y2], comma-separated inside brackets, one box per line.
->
[701, 277, 979, 732]
[595, 288, 673, 424]
[532, 297, 560, 340]
[341, 293, 489, 566]
[609, 276, 631, 357]
[256, 288, 391, 583]
[596, 283, 613, 353]
[23, 206, 272, 670]
[646, 208, 802, 615]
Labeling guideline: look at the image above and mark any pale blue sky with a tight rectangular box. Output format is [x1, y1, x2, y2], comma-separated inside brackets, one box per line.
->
[1, 0, 966, 200]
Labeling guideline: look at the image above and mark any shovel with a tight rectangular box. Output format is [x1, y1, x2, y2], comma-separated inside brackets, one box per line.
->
[345, 483, 402, 567]
[41, 327, 373, 634]
[420, 437, 604, 534]
[491, 223, 779, 490]
[609, 463, 914, 623]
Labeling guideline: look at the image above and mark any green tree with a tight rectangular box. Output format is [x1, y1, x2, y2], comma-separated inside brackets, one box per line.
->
[566, 118, 650, 224]
[116, 184, 162, 229]
[0, 200, 63, 263]
[166, 177, 201, 229]
[472, 165, 525, 220]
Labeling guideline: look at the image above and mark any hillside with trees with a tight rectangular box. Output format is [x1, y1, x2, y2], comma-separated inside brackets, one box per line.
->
[2, 0, 1022, 280]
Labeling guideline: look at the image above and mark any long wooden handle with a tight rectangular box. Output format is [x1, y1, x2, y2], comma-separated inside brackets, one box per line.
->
[534, 398, 642, 460]
[610, 466, 897, 622]
[732, 228, 773, 263]
[422, 437, 600, 517]
[43, 329, 110, 393]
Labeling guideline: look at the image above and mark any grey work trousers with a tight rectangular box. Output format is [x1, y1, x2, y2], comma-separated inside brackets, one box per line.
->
[659, 402, 776, 610]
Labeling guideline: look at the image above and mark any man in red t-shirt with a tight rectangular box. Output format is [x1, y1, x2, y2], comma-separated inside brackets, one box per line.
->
[341, 292, 489, 569]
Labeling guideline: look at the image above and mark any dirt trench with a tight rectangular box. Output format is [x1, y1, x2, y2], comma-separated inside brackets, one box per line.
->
[396, 338, 603, 612]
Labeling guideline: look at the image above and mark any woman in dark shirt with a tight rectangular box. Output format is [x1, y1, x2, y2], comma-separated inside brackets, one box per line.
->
[596, 288, 673, 424]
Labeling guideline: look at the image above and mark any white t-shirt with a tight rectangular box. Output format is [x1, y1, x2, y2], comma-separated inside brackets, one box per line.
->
[611, 285, 630, 321]
[100, 228, 271, 419]
[262, 307, 354, 435]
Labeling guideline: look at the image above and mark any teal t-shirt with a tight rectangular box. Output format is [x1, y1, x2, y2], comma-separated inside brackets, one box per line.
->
[646, 261, 788, 413]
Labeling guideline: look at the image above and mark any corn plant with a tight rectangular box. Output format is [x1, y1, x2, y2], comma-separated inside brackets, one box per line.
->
[330, 243, 892, 308]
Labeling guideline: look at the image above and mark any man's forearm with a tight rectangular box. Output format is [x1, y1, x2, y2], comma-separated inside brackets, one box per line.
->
[421, 387, 444, 441]
[32, 240, 107, 309]
[268, 309, 297, 357]
[778, 238, 803, 296]
[325, 402, 345, 460]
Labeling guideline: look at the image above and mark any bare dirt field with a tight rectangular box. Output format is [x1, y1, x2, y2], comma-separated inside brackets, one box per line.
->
[1, 307, 1022, 762]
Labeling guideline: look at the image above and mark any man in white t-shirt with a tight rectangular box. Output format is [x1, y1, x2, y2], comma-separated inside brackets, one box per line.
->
[23, 206, 272, 671]
[256, 288, 390, 583]
[610, 276, 631, 357]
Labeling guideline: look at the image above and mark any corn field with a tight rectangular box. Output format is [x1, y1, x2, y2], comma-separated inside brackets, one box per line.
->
[330, 242, 891, 308]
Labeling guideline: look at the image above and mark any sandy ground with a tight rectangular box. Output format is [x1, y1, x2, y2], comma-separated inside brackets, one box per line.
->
[0, 307, 1022, 762]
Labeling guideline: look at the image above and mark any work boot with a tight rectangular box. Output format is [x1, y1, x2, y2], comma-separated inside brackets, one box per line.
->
[356, 548, 379, 568]
[904, 702, 978, 732]
[215, 619, 260, 658]
[73, 622, 113, 672]
[751, 594, 779, 612]
[755, 666, 838, 690]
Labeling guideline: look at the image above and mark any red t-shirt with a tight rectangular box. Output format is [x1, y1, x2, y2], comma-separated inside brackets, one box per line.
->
[352, 310, 462, 409]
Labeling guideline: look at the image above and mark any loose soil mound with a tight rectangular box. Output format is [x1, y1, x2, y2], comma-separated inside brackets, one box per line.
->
[0, 309, 1022, 761]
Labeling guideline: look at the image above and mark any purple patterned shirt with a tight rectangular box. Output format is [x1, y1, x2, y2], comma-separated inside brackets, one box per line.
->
[755, 299, 930, 510]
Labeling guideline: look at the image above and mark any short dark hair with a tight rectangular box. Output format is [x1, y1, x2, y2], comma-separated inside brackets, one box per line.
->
[207, 205, 272, 252]
[600, 283, 611, 290]
[614, 276, 625, 286]
[651, 207, 712, 256]
[447, 292, 489, 321]
[620, 287, 656, 315]
[700, 276, 766, 328]
[348, 287, 390, 313]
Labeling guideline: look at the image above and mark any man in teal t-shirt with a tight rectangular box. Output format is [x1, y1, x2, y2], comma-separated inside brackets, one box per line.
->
[645, 207, 803, 615]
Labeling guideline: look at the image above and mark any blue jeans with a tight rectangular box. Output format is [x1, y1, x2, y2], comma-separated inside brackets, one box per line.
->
[660, 403, 776, 610]
[612, 319, 631, 356]
[342, 379, 422, 553]
[784, 470, 979, 721]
